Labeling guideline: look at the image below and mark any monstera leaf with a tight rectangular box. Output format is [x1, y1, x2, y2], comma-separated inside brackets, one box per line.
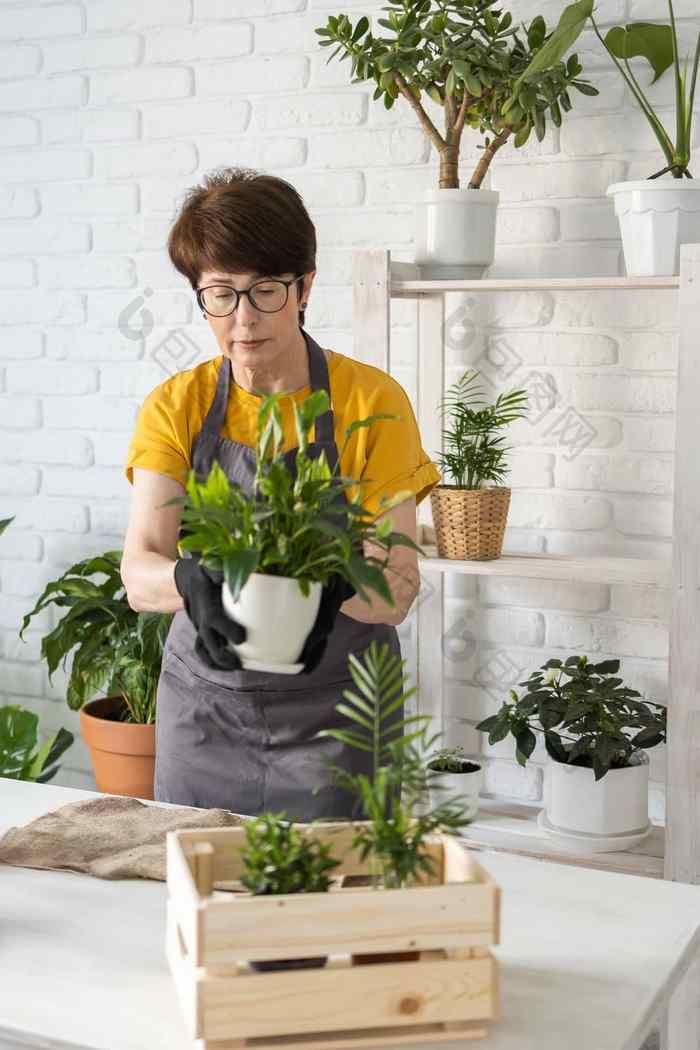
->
[604, 22, 674, 84]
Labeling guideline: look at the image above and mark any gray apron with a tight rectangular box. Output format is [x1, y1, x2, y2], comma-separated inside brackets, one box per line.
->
[154, 328, 404, 821]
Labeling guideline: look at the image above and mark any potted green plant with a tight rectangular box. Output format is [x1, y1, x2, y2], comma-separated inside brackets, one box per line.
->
[475, 655, 667, 851]
[0, 704, 73, 784]
[237, 810, 342, 972]
[426, 745, 484, 819]
[19, 550, 172, 799]
[431, 369, 527, 560]
[514, 0, 700, 276]
[315, 1, 597, 278]
[314, 640, 473, 962]
[171, 389, 422, 673]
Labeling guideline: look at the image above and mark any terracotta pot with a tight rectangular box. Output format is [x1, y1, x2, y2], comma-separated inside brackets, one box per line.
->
[79, 695, 155, 799]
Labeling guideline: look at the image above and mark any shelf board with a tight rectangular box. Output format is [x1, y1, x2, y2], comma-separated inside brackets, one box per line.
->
[419, 547, 672, 587]
[456, 799, 664, 879]
[389, 264, 680, 296]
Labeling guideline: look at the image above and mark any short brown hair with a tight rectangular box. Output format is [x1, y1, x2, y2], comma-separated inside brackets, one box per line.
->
[168, 166, 317, 329]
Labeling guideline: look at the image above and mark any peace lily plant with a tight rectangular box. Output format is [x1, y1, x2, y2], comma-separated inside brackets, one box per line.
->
[515, 0, 700, 274]
[19, 549, 172, 799]
[316, 0, 598, 276]
[171, 390, 422, 671]
[476, 655, 667, 850]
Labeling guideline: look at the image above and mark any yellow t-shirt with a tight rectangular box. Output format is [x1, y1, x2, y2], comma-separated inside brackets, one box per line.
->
[124, 348, 441, 519]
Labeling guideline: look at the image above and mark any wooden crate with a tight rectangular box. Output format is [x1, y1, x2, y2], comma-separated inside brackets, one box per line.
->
[165, 822, 500, 1050]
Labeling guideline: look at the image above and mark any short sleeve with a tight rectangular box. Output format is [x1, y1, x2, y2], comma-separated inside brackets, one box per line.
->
[357, 375, 441, 519]
[124, 384, 191, 487]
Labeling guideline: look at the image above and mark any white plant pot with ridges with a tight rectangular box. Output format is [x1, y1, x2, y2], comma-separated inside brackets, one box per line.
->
[607, 179, 700, 276]
[414, 187, 499, 279]
[221, 573, 322, 674]
[427, 761, 484, 821]
[544, 750, 650, 842]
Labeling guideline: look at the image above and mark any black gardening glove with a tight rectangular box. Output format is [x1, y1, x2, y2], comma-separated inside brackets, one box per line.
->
[298, 574, 356, 675]
[173, 557, 247, 671]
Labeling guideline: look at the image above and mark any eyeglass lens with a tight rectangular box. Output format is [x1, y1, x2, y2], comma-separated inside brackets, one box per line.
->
[200, 280, 289, 316]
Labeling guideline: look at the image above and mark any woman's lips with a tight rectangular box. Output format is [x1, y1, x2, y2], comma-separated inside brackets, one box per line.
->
[238, 339, 266, 347]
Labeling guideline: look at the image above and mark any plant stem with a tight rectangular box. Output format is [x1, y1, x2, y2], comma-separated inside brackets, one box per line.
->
[468, 129, 511, 189]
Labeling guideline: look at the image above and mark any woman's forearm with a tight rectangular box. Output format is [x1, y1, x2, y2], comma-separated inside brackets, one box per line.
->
[341, 561, 420, 626]
[121, 552, 184, 613]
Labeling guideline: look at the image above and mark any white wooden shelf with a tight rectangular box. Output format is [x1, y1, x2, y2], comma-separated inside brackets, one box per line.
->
[353, 245, 700, 909]
[389, 261, 680, 296]
[420, 547, 672, 587]
[457, 799, 664, 879]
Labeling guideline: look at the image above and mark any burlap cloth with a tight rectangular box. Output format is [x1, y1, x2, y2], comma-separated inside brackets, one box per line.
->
[0, 795, 245, 881]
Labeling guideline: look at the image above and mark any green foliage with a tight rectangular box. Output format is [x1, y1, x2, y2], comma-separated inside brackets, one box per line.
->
[169, 389, 423, 605]
[238, 811, 342, 895]
[19, 550, 172, 723]
[0, 516, 14, 536]
[315, 641, 474, 888]
[428, 744, 468, 773]
[437, 370, 528, 489]
[475, 655, 667, 782]
[314, 1, 598, 187]
[0, 704, 73, 783]
[517, 0, 699, 179]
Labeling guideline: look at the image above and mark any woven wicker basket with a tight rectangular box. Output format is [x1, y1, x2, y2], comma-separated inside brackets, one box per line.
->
[430, 486, 511, 561]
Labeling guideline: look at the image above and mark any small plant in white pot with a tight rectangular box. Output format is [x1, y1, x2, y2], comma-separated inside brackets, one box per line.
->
[431, 370, 528, 560]
[518, 0, 700, 276]
[476, 655, 667, 852]
[315, 1, 597, 279]
[426, 745, 484, 820]
[171, 390, 421, 673]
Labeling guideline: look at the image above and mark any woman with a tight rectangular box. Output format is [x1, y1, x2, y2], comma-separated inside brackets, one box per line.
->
[121, 166, 440, 821]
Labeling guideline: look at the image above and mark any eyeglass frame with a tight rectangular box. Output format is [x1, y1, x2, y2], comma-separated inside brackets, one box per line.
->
[196, 273, 306, 317]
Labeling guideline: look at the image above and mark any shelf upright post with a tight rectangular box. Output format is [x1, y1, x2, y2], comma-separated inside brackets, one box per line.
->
[415, 289, 446, 738]
[661, 242, 700, 1050]
[352, 248, 390, 369]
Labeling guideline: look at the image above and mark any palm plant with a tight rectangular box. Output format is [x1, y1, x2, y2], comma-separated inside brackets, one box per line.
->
[314, 641, 473, 888]
[438, 370, 528, 488]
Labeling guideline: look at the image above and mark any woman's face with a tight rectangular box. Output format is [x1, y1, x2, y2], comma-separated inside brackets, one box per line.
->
[197, 267, 315, 368]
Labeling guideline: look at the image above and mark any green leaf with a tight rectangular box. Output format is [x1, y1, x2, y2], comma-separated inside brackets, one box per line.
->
[0, 516, 14, 536]
[222, 549, 259, 602]
[604, 22, 674, 84]
[511, 0, 594, 97]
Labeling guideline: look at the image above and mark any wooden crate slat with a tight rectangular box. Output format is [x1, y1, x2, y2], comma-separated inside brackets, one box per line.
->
[197, 956, 496, 1042]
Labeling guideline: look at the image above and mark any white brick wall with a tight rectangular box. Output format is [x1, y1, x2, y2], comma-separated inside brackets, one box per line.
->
[0, 0, 693, 828]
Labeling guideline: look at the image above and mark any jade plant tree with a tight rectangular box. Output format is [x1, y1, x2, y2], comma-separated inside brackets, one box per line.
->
[475, 655, 667, 782]
[315, 0, 598, 188]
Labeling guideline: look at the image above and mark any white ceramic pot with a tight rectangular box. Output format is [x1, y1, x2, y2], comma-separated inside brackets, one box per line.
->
[543, 750, 650, 844]
[427, 760, 484, 821]
[607, 179, 700, 277]
[221, 573, 322, 674]
[414, 187, 499, 279]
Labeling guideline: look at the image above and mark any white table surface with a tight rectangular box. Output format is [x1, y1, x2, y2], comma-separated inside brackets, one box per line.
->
[1, 777, 699, 1050]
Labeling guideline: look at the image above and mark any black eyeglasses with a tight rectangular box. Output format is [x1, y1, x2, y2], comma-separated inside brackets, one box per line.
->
[196, 274, 305, 317]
